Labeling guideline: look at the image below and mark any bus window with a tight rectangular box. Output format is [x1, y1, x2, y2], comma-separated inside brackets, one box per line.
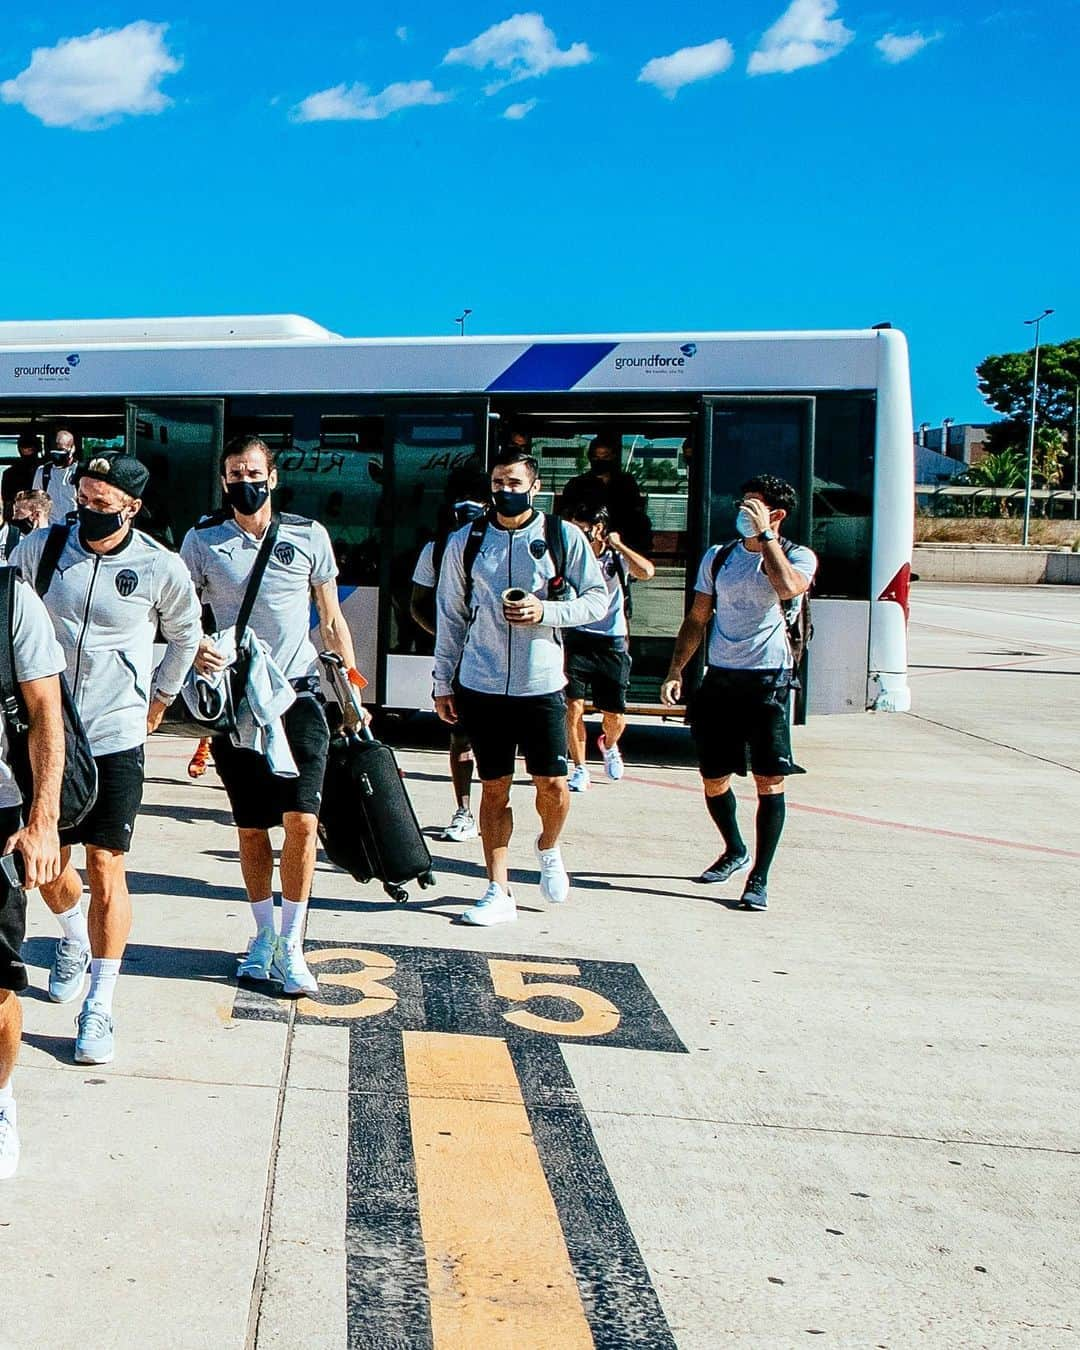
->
[273, 416, 384, 588]
[811, 394, 875, 599]
[387, 409, 485, 656]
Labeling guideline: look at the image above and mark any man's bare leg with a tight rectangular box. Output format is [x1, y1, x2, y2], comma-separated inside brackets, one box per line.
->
[478, 776, 514, 890]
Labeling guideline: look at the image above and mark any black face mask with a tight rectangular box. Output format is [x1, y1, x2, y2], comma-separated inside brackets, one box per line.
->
[14, 518, 33, 535]
[50, 450, 72, 466]
[78, 505, 126, 542]
[225, 480, 270, 515]
[492, 488, 532, 517]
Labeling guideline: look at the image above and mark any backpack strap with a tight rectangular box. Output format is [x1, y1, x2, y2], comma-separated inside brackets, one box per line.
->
[0, 569, 27, 735]
[544, 512, 568, 601]
[432, 533, 447, 579]
[234, 515, 280, 647]
[461, 514, 490, 611]
[35, 523, 72, 598]
[709, 538, 741, 591]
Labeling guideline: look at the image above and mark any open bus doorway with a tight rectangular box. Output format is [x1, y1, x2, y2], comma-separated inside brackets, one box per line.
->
[492, 408, 696, 708]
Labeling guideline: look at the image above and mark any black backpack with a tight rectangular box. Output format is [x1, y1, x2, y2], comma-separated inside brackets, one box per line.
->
[0, 568, 98, 832]
[458, 511, 570, 606]
[710, 538, 814, 669]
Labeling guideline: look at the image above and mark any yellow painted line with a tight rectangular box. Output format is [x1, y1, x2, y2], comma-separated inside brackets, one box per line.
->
[404, 1030, 594, 1349]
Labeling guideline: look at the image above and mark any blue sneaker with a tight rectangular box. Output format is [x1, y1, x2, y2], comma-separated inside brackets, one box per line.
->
[74, 1004, 115, 1065]
[237, 926, 277, 982]
[740, 876, 768, 911]
[270, 940, 319, 997]
[568, 764, 590, 792]
[48, 939, 90, 1004]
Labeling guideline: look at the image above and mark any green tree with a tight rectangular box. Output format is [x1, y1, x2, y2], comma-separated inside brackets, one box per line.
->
[967, 449, 1026, 516]
[976, 338, 1080, 492]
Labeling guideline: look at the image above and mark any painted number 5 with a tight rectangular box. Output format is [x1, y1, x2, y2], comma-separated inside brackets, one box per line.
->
[488, 960, 621, 1038]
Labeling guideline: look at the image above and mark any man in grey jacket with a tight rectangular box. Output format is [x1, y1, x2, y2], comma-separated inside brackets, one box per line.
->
[11, 453, 201, 1064]
[434, 448, 607, 926]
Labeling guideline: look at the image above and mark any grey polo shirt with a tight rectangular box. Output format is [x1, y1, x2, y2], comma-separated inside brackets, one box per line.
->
[180, 512, 338, 682]
[0, 575, 67, 810]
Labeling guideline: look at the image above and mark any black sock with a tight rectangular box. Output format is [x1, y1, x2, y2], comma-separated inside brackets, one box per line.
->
[706, 790, 746, 857]
[751, 794, 786, 882]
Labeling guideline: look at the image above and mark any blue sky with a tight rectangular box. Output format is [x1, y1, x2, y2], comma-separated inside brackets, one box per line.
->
[1, 3, 1076, 425]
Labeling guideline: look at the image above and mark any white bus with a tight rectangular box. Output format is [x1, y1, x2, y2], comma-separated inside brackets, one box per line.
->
[0, 316, 913, 716]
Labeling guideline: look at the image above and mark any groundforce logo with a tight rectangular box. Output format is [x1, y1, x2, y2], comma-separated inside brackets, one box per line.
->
[613, 344, 698, 373]
[13, 353, 80, 380]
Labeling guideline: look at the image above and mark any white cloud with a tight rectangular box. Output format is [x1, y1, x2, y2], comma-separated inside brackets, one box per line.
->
[445, 12, 592, 91]
[638, 39, 735, 97]
[292, 79, 451, 123]
[0, 21, 181, 130]
[503, 98, 538, 119]
[748, 0, 854, 75]
[395, 26, 409, 42]
[875, 30, 941, 63]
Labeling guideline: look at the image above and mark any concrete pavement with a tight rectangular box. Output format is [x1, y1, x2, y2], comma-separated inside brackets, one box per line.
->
[1, 582, 1078, 1349]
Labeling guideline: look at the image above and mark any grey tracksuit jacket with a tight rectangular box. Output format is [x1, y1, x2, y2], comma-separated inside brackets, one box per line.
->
[433, 512, 608, 698]
[11, 524, 202, 756]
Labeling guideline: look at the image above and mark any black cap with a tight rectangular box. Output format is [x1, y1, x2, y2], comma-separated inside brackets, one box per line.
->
[78, 452, 149, 499]
[17, 431, 40, 450]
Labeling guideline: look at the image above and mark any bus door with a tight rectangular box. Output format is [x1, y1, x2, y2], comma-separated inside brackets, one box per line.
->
[125, 399, 223, 547]
[698, 397, 818, 718]
[382, 400, 490, 709]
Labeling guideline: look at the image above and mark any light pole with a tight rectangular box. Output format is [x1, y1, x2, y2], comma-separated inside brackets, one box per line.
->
[1073, 384, 1079, 523]
[1021, 308, 1053, 545]
[455, 308, 472, 336]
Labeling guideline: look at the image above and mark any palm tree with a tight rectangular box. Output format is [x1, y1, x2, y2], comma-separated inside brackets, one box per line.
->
[967, 449, 1025, 517]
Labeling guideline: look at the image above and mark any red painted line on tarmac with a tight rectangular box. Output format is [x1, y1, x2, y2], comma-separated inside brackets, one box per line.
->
[623, 775, 1080, 861]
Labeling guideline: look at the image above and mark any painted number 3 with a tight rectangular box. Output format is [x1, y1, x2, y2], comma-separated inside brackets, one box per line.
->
[296, 948, 399, 1019]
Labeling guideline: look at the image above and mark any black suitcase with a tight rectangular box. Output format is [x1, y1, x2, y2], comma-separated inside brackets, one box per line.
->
[317, 652, 435, 904]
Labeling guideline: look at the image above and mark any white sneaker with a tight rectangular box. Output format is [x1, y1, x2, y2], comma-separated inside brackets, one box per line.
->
[535, 838, 570, 904]
[567, 764, 590, 792]
[271, 940, 320, 996]
[442, 807, 479, 842]
[599, 735, 624, 782]
[0, 1104, 19, 1180]
[462, 883, 517, 926]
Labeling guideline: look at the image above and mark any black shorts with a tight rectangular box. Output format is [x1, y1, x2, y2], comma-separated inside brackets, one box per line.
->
[213, 694, 330, 829]
[0, 806, 27, 992]
[564, 633, 631, 714]
[689, 669, 805, 780]
[454, 685, 568, 781]
[61, 746, 145, 853]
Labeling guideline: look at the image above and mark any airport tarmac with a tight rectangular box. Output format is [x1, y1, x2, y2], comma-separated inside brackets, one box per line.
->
[1, 582, 1077, 1349]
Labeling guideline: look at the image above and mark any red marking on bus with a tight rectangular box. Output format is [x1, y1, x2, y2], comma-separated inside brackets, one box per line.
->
[879, 562, 911, 620]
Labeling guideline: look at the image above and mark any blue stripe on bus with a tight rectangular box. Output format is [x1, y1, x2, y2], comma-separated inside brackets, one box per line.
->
[485, 342, 618, 392]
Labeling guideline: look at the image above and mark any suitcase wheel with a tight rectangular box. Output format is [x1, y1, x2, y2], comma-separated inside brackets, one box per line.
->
[419, 871, 436, 890]
[387, 884, 409, 905]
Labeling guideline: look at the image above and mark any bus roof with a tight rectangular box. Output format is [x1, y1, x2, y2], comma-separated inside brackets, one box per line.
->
[0, 317, 909, 397]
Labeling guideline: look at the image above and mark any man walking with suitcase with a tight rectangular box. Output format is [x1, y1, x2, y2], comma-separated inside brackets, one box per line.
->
[180, 435, 362, 996]
[433, 448, 608, 926]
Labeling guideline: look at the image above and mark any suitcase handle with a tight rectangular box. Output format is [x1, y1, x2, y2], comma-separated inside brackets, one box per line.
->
[319, 651, 375, 741]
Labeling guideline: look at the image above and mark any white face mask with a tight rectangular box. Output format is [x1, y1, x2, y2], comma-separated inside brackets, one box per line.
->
[735, 507, 758, 538]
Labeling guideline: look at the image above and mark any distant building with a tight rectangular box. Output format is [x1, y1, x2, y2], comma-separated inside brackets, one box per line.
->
[915, 444, 967, 484]
[914, 421, 990, 467]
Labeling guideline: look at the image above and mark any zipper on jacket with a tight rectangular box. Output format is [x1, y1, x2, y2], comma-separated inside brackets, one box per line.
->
[72, 553, 101, 697]
[505, 532, 514, 695]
